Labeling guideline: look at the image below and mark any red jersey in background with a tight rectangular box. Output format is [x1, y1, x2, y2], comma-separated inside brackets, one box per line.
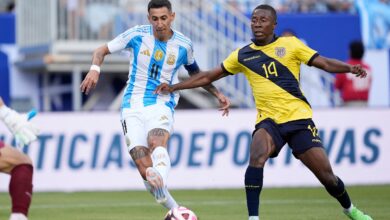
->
[334, 59, 372, 102]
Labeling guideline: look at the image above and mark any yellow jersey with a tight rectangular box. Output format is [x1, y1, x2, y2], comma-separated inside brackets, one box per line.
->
[222, 36, 318, 124]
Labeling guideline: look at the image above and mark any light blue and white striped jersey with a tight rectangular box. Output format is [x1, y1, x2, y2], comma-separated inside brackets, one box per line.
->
[107, 25, 198, 111]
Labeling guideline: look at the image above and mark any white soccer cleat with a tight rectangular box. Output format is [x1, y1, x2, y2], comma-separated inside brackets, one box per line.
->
[248, 216, 259, 220]
[9, 213, 28, 220]
[146, 167, 167, 203]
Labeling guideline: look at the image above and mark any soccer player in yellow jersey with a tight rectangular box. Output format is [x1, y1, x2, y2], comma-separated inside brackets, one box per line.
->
[155, 4, 373, 220]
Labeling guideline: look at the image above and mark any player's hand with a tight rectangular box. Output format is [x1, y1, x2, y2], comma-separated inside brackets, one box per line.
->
[154, 83, 173, 94]
[351, 64, 367, 78]
[80, 70, 100, 95]
[216, 92, 230, 117]
[1, 107, 39, 145]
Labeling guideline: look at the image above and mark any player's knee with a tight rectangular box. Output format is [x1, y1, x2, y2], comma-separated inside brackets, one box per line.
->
[249, 147, 269, 167]
[12, 150, 33, 166]
[249, 156, 268, 167]
[19, 154, 32, 165]
[147, 129, 168, 148]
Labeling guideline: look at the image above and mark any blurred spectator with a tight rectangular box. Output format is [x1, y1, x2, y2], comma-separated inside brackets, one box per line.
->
[221, 0, 356, 14]
[58, 0, 86, 40]
[0, 0, 14, 13]
[281, 28, 297, 37]
[84, 0, 119, 39]
[58, 0, 120, 40]
[334, 40, 372, 107]
[6, 1, 14, 13]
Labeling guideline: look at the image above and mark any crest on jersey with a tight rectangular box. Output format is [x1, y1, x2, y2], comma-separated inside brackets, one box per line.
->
[154, 50, 164, 61]
[167, 54, 176, 65]
[275, 47, 286, 58]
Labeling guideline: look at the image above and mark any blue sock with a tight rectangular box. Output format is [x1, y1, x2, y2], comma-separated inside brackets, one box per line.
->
[245, 166, 263, 217]
[325, 177, 351, 209]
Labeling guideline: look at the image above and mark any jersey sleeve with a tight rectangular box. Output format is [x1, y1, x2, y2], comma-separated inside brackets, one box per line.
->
[107, 26, 141, 53]
[221, 49, 242, 75]
[293, 37, 318, 66]
[184, 41, 195, 65]
[183, 40, 200, 73]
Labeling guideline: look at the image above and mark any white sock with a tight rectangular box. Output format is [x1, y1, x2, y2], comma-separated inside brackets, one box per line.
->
[344, 203, 354, 213]
[248, 216, 259, 220]
[160, 187, 179, 209]
[151, 146, 171, 184]
[9, 213, 28, 220]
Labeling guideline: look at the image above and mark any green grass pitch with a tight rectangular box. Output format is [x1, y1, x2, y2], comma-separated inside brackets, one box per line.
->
[1, 185, 389, 220]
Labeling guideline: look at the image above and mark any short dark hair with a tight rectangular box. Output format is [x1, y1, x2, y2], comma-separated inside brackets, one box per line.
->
[148, 0, 172, 12]
[253, 4, 277, 24]
[349, 40, 364, 59]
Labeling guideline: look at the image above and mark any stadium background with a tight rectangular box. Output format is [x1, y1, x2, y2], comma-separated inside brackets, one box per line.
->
[0, 0, 390, 219]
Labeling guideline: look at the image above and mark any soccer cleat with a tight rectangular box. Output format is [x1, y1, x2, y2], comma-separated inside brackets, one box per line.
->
[248, 216, 259, 220]
[145, 167, 167, 203]
[343, 206, 373, 220]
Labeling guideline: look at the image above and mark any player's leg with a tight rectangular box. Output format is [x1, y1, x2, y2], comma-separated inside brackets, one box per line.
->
[146, 128, 178, 209]
[0, 142, 33, 220]
[144, 105, 178, 209]
[121, 110, 159, 202]
[246, 128, 276, 220]
[129, 146, 153, 180]
[246, 119, 285, 220]
[297, 147, 372, 220]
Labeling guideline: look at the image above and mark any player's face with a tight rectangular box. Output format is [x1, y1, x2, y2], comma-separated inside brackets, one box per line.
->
[148, 7, 175, 41]
[251, 9, 275, 42]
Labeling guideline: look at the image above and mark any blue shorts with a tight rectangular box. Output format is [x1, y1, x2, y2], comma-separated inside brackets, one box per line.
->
[253, 118, 324, 158]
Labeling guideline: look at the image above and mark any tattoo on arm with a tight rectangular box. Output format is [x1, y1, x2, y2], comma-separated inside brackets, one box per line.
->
[92, 47, 108, 66]
[130, 146, 150, 160]
[92, 53, 105, 66]
[188, 70, 219, 96]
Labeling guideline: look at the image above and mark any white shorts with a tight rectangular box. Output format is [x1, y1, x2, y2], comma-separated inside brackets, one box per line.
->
[120, 104, 174, 152]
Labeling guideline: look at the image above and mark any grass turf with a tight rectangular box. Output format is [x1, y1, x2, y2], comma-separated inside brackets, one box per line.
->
[0, 185, 388, 220]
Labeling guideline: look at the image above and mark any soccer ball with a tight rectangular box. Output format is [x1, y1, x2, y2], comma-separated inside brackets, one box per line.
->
[164, 206, 198, 220]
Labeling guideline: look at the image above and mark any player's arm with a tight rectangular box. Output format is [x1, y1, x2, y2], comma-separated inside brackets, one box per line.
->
[156, 66, 229, 93]
[311, 55, 367, 78]
[185, 64, 231, 115]
[80, 45, 111, 95]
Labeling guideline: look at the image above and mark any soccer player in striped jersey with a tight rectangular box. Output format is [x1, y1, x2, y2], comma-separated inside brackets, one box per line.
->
[80, 0, 230, 211]
[0, 97, 39, 220]
[155, 4, 372, 220]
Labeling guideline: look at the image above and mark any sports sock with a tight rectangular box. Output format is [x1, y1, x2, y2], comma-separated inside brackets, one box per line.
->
[344, 204, 354, 213]
[9, 213, 28, 220]
[151, 146, 171, 184]
[9, 164, 33, 216]
[160, 188, 179, 209]
[143, 180, 178, 209]
[325, 176, 351, 209]
[245, 166, 263, 217]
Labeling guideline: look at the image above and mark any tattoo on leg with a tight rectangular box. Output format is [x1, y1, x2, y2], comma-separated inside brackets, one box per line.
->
[130, 146, 150, 160]
[148, 128, 167, 138]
